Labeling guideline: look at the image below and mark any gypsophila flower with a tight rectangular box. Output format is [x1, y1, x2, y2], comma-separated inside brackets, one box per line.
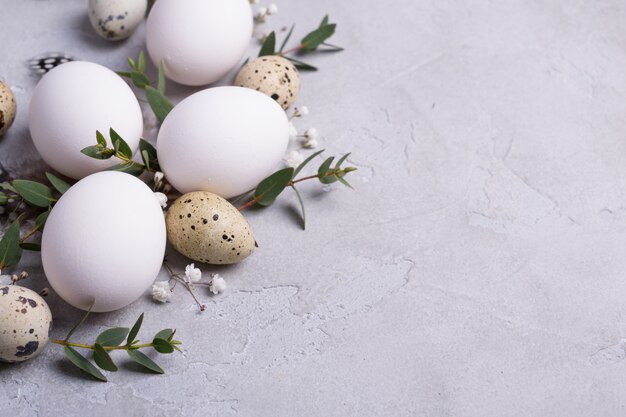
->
[154, 171, 164, 185]
[303, 138, 318, 149]
[284, 150, 305, 168]
[299, 106, 309, 116]
[267, 3, 278, 15]
[154, 192, 168, 209]
[304, 128, 319, 140]
[152, 281, 171, 303]
[255, 7, 268, 22]
[289, 122, 298, 139]
[209, 274, 226, 295]
[184, 264, 202, 283]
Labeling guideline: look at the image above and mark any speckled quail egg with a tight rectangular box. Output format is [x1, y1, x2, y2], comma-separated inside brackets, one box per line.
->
[235, 56, 300, 110]
[88, 0, 147, 41]
[0, 81, 16, 137]
[0, 285, 52, 363]
[166, 192, 256, 265]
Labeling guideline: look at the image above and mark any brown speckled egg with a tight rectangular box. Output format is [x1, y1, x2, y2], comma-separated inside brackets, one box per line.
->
[166, 191, 256, 265]
[0, 285, 52, 363]
[0, 81, 16, 137]
[235, 56, 300, 110]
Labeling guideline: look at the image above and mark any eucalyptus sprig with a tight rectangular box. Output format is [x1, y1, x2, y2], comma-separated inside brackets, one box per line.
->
[0, 172, 71, 270]
[117, 52, 174, 123]
[81, 128, 160, 177]
[238, 150, 357, 229]
[259, 15, 343, 71]
[52, 310, 182, 382]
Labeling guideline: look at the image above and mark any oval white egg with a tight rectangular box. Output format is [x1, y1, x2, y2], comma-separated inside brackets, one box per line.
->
[146, 0, 253, 86]
[41, 171, 166, 312]
[157, 86, 289, 198]
[29, 61, 143, 180]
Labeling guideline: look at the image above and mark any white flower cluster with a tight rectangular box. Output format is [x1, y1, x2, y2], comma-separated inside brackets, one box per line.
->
[254, 3, 278, 23]
[288, 105, 320, 149]
[151, 281, 171, 303]
[151, 264, 227, 303]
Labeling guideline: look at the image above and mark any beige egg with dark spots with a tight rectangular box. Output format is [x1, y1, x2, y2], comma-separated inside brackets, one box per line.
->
[0, 81, 16, 137]
[235, 56, 300, 110]
[166, 191, 256, 265]
[0, 285, 52, 363]
[88, 0, 148, 41]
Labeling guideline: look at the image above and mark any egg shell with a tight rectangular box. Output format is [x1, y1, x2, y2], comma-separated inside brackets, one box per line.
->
[89, 0, 147, 41]
[41, 171, 166, 312]
[0, 285, 52, 363]
[166, 192, 255, 265]
[146, 0, 253, 86]
[157, 86, 289, 198]
[29, 61, 143, 180]
[0, 81, 16, 136]
[235, 56, 300, 110]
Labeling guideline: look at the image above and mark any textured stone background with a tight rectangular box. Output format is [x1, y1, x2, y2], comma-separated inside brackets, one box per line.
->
[2, 0, 626, 415]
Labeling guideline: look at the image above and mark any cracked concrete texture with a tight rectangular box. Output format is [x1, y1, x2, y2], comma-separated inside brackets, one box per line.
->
[2, 0, 626, 415]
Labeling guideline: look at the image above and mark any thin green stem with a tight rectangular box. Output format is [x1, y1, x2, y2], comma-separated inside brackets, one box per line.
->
[51, 339, 154, 351]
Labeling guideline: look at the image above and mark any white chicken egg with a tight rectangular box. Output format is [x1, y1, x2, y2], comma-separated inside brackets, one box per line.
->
[157, 86, 289, 199]
[146, 0, 253, 86]
[29, 61, 143, 180]
[41, 171, 166, 313]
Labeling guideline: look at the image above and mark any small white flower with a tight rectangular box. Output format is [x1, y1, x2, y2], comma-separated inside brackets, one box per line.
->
[289, 122, 298, 139]
[154, 171, 164, 184]
[284, 150, 305, 168]
[154, 192, 168, 209]
[303, 138, 318, 149]
[185, 263, 202, 283]
[299, 106, 309, 116]
[267, 3, 278, 15]
[151, 281, 171, 303]
[209, 274, 226, 294]
[255, 7, 268, 22]
[304, 127, 319, 140]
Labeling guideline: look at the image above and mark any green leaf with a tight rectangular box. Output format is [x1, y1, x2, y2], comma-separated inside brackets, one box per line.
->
[106, 162, 145, 177]
[317, 156, 335, 178]
[154, 329, 174, 341]
[81, 145, 114, 160]
[96, 327, 130, 346]
[45, 172, 71, 194]
[294, 149, 325, 177]
[35, 210, 49, 232]
[145, 86, 174, 123]
[12, 180, 53, 208]
[0, 182, 15, 193]
[254, 168, 294, 206]
[130, 72, 150, 89]
[110, 128, 133, 160]
[284, 56, 318, 71]
[93, 344, 118, 372]
[259, 31, 276, 57]
[291, 185, 306, 230]
[127, 313, 144, 345]
[321, 42, 344, 52]
[127, 56, 137, 70]
[64, 302, 94, 342]
[96, 130, 107, 147]
[0, 191, 7, 205]
[139, 139, 160, 172]
[64, 346, 107, 381]
[0, 221, 22, 269]
[117, 71, 132, 78]
[279, 25, 295, 53]
[138, 51, 146, 73]
[334, 153, 351, 169]
[127, 350, 164, 374]
[152, 338, 174, 354]
[157, 61, 166, 94]
[19, 242, 41, 251]
[301, 19, 336, 52]
[336, 175, 354, 189]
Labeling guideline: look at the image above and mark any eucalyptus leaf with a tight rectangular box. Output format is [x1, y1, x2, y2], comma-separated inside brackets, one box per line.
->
[321, 42, 344, 52]
[259, 31, 276, 57]
[130, 72, 150, 89]
[81, 145, 114, 160]
[96, 130, 107, 147]
[138, 51, 146, 73]
[319, 173, 339, 185]
[0, 192, 7, 205]
[64, 303, 94, 342]
[152, 338, 174, 354]
[106, 162, 145, 177]
[0, 182, 16, 193]
[139, 139, 160, 172]
[334, 153, 351, 169]
[12, 180, 53, 208]
[36, 210, 49, 231]
[110, 128, 133, 160]
[127, 350, 164, 374]
[64, 346, 107, 382]
[145, 86, 174, 123]
[95, 327, 129, 346]
[19, 242, 41, 251]
[294, 149, 325, 177]
[128, 56, 137, 70]
[254, 168, 294, 206]
[284, 56, 318, 71]
[301, 18, 336, 51]
[317, 156, 335, 179]
[291, 185, 306, 230]
[279, 24, 295, 53]
[0, 221, 22, 269]
[127, 313, 144, 345]
[154, 329, 174, 341]
[117, 71, 132, 78]
[45, 172, 71, 194]
[336, 175, 354, 189]
[94, 344, 118, 372]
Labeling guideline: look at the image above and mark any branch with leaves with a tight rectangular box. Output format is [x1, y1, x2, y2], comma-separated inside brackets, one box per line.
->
[52, 311, 181, 382]
[258, 15, 343, 71]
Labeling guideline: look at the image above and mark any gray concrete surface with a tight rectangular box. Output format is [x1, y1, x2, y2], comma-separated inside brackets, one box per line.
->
[2, 0, 626, 416]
